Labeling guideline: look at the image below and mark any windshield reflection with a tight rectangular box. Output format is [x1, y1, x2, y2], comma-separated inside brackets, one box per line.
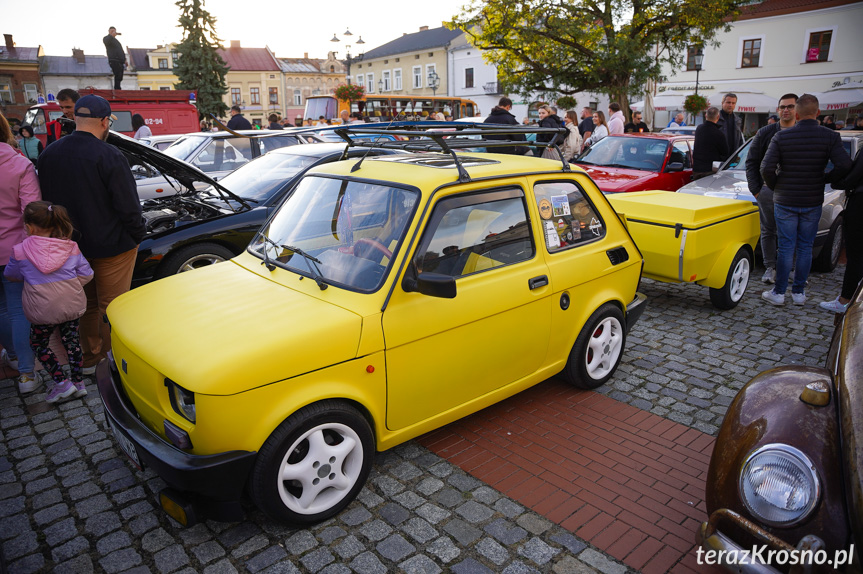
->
[575, 137, 670, 171]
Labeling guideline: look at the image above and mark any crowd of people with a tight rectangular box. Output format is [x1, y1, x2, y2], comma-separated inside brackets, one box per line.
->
[1, 90, 145, 403]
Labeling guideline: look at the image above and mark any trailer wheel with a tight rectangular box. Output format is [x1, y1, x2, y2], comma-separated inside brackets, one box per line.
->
[709, 247, 751, 310]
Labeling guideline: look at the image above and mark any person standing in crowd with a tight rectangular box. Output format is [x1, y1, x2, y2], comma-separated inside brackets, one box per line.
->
[745, 93, 798, 285]
[46, 89, 79, 145]
[820, 149, 863, 313]
[767, 115, 778, 125]
[668, 113, 686, 128]
[131, 114, 151, 140]
[536, 104, 564, 158]
[822, 115, 836, 129]
[692, 107, 728, 180]
[18, 126, 42, 165]
[578, 107, 594, 141]
[625, 111, 649, 133]
[103, 27, 125, 90]
[760, 93, 851, 306]
[584, 110, 608, 148]
[561, 110, 583, 161]
[340, 110, 351, 125]
[36, 95, 146, 372]
[607, 103, 625, 135]
[199, 119, 211, 132]
[267, 114, 283, 130]
[856, 116, 863, 129]
[484, 97, 525, 155]
[0, 111, 41, 394]
[4, 202, 93, 403]
[718, 93, 744, 154]
[226, 105, 252, 130]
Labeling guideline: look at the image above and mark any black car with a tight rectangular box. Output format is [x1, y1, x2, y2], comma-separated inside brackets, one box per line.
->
[107, 134, 404, 288]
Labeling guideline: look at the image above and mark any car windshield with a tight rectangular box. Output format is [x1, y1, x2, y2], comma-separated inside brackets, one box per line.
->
[164, 135, 205, 161]
[215, 152, 321, 202]
[724, 140, 751, 171]
[575, 137, 669, 171]
[250, 176, 418, 292]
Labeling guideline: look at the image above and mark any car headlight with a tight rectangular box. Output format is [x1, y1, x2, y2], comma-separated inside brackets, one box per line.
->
[165, 378, 196, 423]
[739, 444, 820, 527]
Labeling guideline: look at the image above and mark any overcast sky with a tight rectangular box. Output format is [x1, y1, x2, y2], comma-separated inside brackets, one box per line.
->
[6, 0, 473, 60]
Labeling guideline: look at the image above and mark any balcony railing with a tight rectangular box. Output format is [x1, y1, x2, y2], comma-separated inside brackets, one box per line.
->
[483, 82, 501, 94]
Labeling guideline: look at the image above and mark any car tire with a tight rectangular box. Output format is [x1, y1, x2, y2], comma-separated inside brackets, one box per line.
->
[812, 215, 843, 273]
[159, 243, 235, 277]
[709, 247, 752, 310]
[249, 401, 374, 526]
[562, 303, 626, 390]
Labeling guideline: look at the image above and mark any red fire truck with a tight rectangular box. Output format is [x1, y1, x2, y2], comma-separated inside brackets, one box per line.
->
[22, 88, 200, 146]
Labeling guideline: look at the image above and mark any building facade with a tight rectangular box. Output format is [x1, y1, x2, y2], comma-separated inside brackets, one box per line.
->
[218, 41, 282, 127]
[40, 50, 115, 95]
[280, 52, 344, 125]
[133, 44, 179, 91]
[0, 34, 44, 124]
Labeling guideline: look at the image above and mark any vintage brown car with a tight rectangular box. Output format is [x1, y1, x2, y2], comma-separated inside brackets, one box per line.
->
[697, 283, 862, 572]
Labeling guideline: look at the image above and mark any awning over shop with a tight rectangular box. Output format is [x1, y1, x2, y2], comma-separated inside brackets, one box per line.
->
[705, 90, 778, 113]
[813, 82, 863, 111]
[630, 92, 692, 112]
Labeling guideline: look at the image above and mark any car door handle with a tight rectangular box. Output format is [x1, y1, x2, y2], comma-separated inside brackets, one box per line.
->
[528, 276, 548, 290]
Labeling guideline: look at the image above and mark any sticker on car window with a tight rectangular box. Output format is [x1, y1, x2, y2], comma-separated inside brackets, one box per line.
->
[551, 195, 571, 216]
[544, 221, 560, 249]
[538, 198, 553, 220]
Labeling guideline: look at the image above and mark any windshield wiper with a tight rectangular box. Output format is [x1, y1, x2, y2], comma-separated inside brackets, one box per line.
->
[574, 159, 594, 165]
[200, 187, 259, 204]
[258, 234, 279, 271]
[284, 245, 328, 290]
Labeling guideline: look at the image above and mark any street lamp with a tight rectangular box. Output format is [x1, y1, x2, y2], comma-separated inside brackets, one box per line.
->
[378, 79, 384, 94]
[331, 29, 365, 85]
[428, 70, 440, 97]
[694, 47, 704, 96]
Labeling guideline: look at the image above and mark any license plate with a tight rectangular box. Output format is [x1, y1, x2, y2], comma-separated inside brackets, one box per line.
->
[108, 417, 143, 470]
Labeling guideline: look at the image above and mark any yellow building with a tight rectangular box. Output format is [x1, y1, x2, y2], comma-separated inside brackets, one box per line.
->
[129, 44, 180, 91]
[279, 52, 345, 126]
[218, 41, 283, 127]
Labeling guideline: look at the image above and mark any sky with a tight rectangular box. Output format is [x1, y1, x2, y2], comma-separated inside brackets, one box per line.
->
[5, 0, 475, 60]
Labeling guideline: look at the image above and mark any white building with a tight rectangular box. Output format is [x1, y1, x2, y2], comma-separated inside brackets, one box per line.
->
[650, 0, 863, 132]
[40, 49, 125, 94]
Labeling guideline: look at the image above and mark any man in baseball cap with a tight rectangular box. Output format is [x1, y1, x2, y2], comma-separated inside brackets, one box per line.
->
[74, 95, 113, 140]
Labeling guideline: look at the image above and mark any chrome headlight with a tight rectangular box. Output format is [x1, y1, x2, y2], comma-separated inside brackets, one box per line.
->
[739, 444, 820, 527]
[165, 378, 196, 423]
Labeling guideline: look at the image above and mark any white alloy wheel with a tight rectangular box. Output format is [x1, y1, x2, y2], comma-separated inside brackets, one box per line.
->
[728, 256, 750, 302]
[584, 315, 624, 380]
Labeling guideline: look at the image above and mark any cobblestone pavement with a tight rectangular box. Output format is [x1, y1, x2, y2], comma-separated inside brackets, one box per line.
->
[0, 263, 845, 574]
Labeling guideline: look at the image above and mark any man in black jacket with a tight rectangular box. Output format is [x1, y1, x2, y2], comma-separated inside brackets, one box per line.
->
[37, 95, 146, 370]
[718, 94, 744, 155]
[103, 27, 125, 89]
[226, 105, 253, 130]
[760, 93, 852, 306]
[692, 107, 727, 180]
[483, 97, 525, 155]
[745, 93, 797, 284]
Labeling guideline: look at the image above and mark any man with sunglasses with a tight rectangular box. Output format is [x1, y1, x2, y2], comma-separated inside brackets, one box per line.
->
[36, 95, 145, 372]
[745, 93, 798, 284]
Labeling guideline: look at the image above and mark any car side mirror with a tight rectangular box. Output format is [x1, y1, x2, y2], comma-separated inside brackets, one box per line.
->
[666, 162, 684, 172]
[402, 266, 456, 299]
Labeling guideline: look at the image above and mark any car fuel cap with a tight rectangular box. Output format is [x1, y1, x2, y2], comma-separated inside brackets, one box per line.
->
[800, 380, 830, 406]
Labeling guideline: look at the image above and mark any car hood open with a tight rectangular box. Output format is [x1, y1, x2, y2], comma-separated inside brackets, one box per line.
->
[107, 259, 363, 396]
[108, 131, 221, 195]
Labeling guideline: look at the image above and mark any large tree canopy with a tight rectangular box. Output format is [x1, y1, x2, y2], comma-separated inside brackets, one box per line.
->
[450, 0, 746, 109]
[174, 0, 229, 120]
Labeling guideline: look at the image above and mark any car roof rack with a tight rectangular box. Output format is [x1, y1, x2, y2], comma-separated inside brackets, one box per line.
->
[307, 122, 572, 183]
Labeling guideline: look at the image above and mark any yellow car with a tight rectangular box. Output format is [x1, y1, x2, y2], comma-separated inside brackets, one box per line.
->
[96, 126, 647, 527]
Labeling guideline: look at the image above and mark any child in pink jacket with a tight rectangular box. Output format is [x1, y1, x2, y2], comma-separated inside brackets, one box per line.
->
[4, 202, 93, 403]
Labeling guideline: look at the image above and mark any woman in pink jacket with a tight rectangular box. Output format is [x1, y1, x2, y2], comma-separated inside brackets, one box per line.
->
[0, 111, 41, 393]
[5, 202, 93, 403]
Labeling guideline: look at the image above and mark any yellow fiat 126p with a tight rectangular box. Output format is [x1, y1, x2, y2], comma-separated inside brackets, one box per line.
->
[97, 124, 648, 526]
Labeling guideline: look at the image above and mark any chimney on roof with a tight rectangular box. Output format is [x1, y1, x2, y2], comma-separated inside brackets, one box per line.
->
[4, 34, 13, 50]
[304, 52, 308, 59]
[72, 48, 85, 64]
[231, 40, 241, 48]
[419, 26, 429, 32]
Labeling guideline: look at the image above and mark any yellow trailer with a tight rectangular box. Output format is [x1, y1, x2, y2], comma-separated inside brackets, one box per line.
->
[607, 191, 760, 310]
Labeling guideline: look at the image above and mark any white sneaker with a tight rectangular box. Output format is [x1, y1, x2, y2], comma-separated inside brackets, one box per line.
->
[819, 298, 848, 313]
[791, 292, 806, 306]
[82, 365, 97, 376]
[761, 267, 775, 284]
[762, 289, 785, 306]
[17, 373, 40, 394]
[1, 348, 19, 371]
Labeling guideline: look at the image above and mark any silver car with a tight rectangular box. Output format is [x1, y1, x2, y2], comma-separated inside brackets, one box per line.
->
[677, 130, 863, 272]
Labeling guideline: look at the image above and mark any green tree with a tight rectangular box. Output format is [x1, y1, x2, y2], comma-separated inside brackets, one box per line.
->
[450, 0, 746, 112]
[174, 0, 229, 120]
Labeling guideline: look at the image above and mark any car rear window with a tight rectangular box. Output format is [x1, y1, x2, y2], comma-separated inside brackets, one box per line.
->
[533, 181, 606, 253]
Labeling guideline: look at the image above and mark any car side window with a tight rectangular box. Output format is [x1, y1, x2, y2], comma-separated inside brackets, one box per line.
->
[671, 141, 691, 169]
[533, 181, 606, 253]
[415, 188, 534, 278]
[193, 139, 253, 172]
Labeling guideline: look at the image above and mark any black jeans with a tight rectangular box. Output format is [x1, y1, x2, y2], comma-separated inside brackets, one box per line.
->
[842, 192, 863, 300]
[109, 60, 124, 89]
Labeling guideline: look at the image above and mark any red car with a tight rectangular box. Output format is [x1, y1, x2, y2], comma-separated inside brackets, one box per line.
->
[573, 133, 694, 193]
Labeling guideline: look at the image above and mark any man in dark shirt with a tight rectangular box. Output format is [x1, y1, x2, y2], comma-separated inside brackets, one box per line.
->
[226, 105, 253, 130]
[760, 93, 852, 306]
[624, 111, 649, 133]
[37, 95, 145, 370]
[692, 107, 728, 180]
[577, 107, 594, 142]
[717, 93, 744, 155]
[103, 27, 125, 89]
[267, 114, 283, 130]
[483, 96, 525, 155]
[46, 88, 79, 144]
